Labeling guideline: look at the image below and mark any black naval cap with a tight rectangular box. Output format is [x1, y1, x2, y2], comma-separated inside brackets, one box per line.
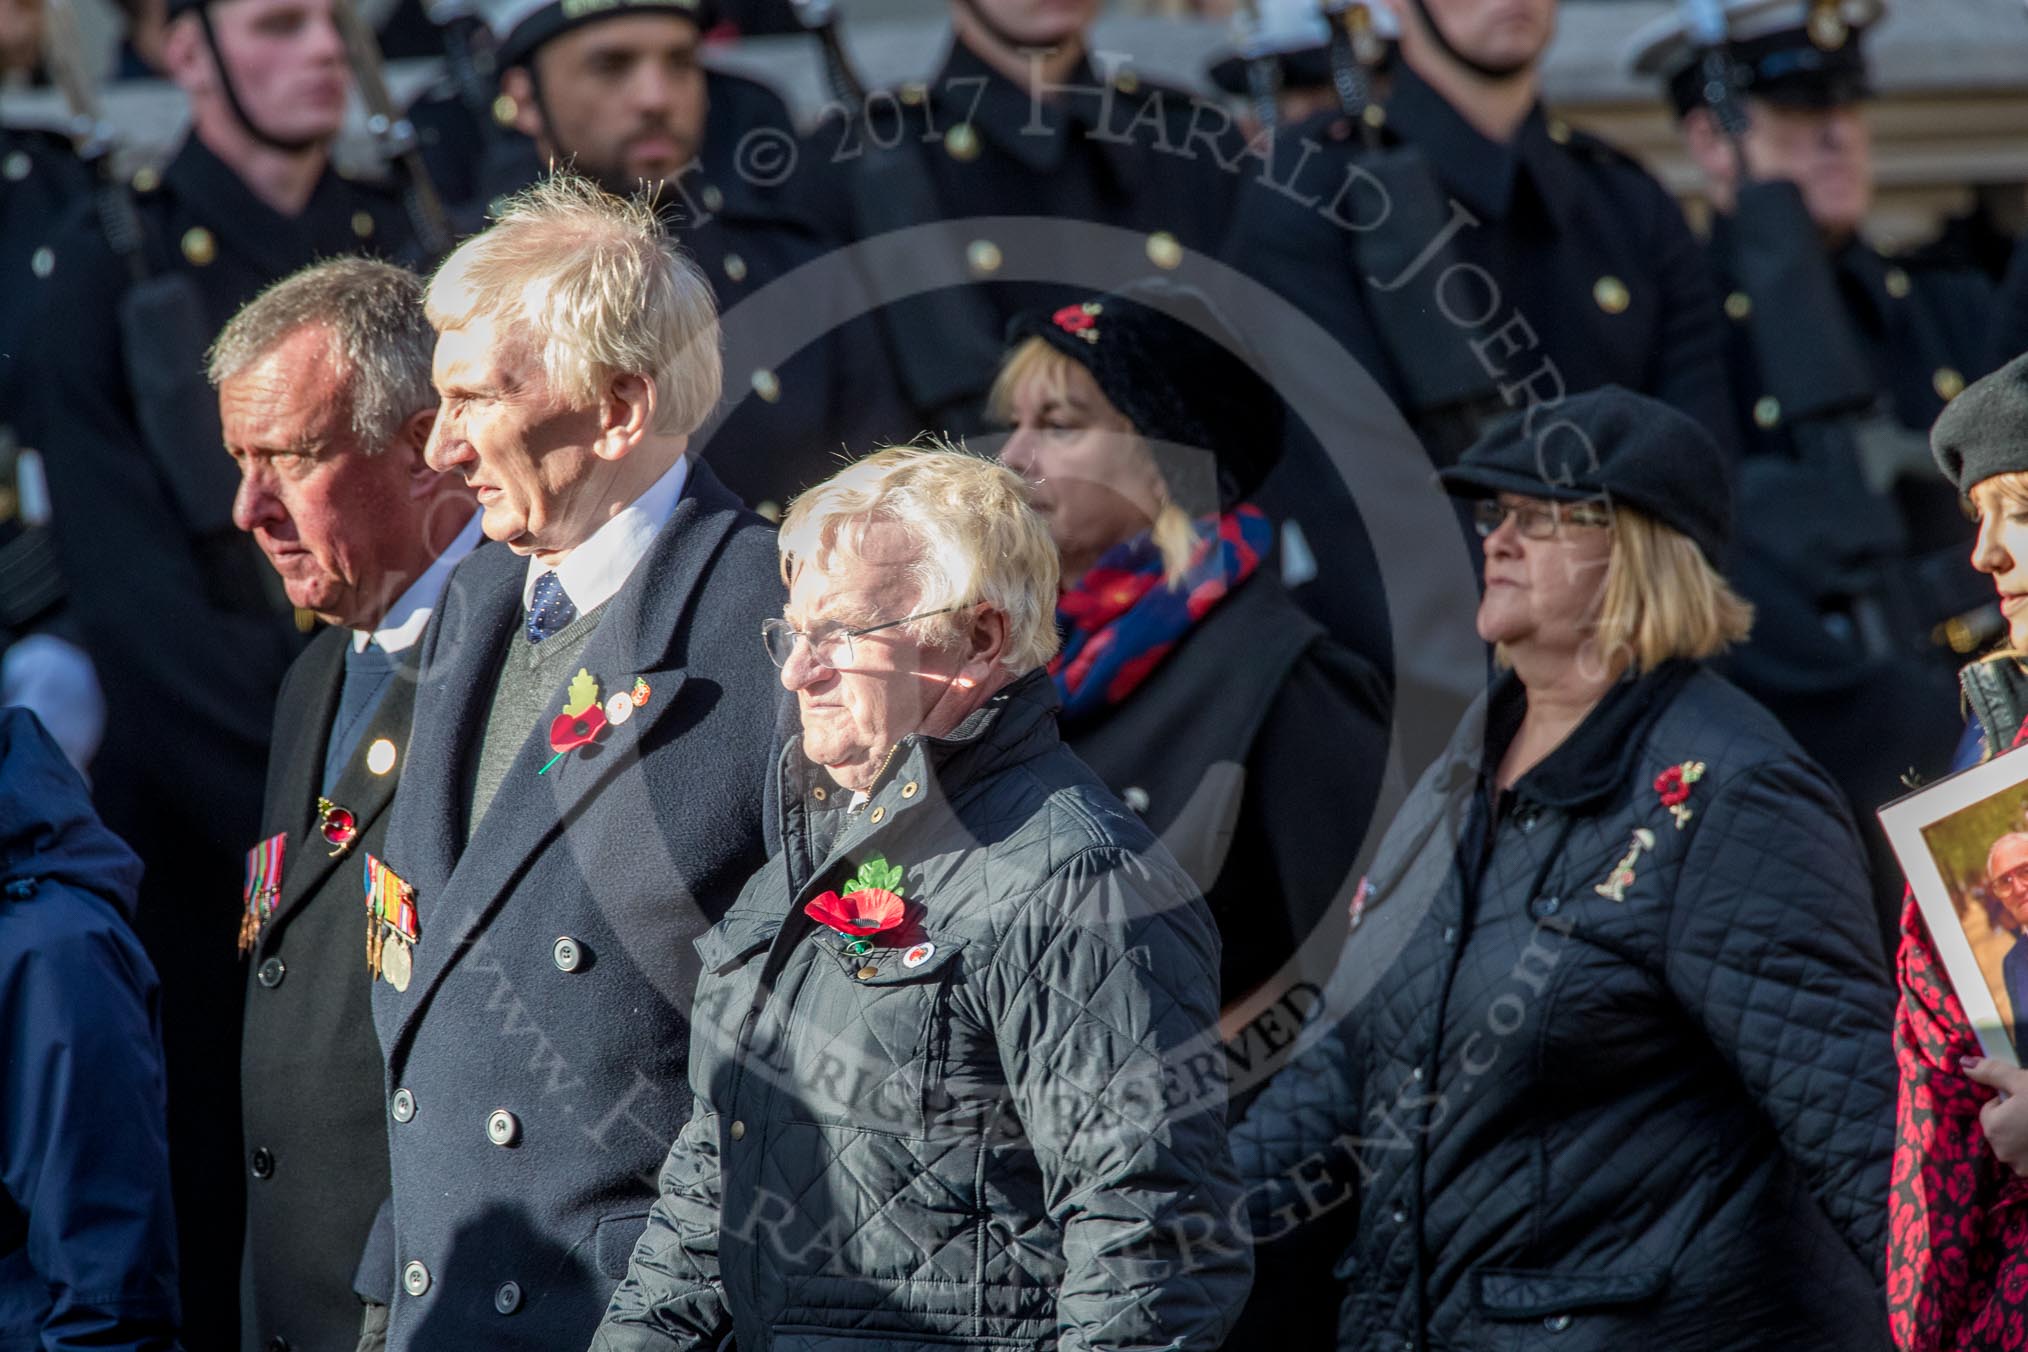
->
[487, 0, 714, 71]
[1438, 386, 1733, 564]
[1627, 0, 1882, 117]
[1003, 279, 1283, 511]
[1932, 352, 2028, 498]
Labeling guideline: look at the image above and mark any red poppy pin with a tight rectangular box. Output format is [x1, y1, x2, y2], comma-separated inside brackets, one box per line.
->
[1052, 301, 1103, 344]
[317, 797, 358, 857]
[1654, 760, 1707, 830]
[541, 669, 607, 773]
[805, 855, 908, 949]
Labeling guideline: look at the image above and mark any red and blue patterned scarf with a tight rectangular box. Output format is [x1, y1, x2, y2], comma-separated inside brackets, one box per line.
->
[1050, 505, 1273, 719]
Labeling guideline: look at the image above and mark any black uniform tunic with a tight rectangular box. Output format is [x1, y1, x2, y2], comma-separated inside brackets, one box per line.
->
[10, 133, 410, 1351]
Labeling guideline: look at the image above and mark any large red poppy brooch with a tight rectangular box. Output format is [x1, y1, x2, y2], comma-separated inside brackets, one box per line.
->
[805, 856, 907, 956]
[1052, 301, 1103, 344]
[1654, 760, 1707, 830]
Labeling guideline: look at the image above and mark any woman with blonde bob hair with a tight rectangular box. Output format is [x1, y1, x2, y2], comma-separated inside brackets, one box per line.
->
[990, 280, 1391, 1042]
[1228, 386, 1898, 1352]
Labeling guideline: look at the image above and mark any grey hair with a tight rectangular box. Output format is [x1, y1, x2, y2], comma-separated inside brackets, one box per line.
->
[206, 256, 436, 452]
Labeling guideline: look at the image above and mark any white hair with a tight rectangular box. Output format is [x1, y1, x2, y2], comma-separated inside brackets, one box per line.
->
[778, 443, 1061, 674]
[424, 173, 721, 435]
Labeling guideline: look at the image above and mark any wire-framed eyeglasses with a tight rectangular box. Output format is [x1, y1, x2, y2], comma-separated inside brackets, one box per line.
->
[1472, 497, 1615, 540]
[761, 606, 964, 670]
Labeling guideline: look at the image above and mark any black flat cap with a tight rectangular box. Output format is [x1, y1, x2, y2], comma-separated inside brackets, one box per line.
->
[1438, 386, 1733, 563]
[1004, 279, 1282, 511]
[486, 0, 712, 71]
[1627, 0, 1881, 117]
[1933, 351, 2028, 497]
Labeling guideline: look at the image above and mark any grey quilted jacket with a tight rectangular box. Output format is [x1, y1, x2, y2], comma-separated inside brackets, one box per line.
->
[591, 671, 1252, 1351]
[1229, 662, 1896, 1352]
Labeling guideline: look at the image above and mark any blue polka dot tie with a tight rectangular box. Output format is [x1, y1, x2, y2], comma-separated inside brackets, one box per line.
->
[526, 572, 578, 644]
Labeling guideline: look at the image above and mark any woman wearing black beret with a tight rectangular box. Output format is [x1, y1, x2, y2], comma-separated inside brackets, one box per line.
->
[1886, 350, 2028, 1349]
[991, 280, 1391, 1049]
[1228, 385, 1896, 1351]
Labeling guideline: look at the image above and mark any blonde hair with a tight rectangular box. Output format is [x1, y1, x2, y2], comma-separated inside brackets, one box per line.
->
[1586, 506, 1754, 673]
[987, 337, 1197, 586]
[424, 174, 721, 436]
[779, 442, 1062, 674]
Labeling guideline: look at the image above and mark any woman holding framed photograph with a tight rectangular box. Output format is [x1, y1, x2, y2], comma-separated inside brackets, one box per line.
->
[1890, 350, 2028, 1351]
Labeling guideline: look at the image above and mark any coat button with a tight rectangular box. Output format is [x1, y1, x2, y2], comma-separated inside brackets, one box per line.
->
[1544, 1314, 1573, 1332]
[1935, 367, 1966, 401]
[966, 239, 1002, 275]
[552, 937, 582, 972]
[487, 1109, 520, 1146]
[494, 1281, 522, 1314]
[811, 785, 828, 802]
[901, 781, 919, 798]
[402, 1260, 430, 1297]
[391, 1088, 415, 1123]
[250, 1147, 275, 1179]
[1441, 925, 1457, 944]
[1723, 290, 1752, 321]
[869, 806, 885, 824]
[1592, 275, 1630, 315]
[1122, 786, 1151, 813]
[700, 183, 724, 212]
[1391, 1208, 1406, 1224]
[1533, 895, 1562, 918]
[729, 1119, 746, 1141]
[1410, 1067, 1424, 1082]
[257, 957, 286, 988]
[1145, 231, 1183, 270]
[856, 966, 878, 980]
[1515, 808, 1539, 832]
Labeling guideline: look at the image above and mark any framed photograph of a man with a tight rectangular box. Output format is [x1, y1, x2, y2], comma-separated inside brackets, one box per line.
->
[1881, 744, 2028, 1064]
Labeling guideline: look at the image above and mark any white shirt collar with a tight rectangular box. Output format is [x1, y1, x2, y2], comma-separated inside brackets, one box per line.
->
[521, 455, 691, 620]
[352, 510, 485, 655]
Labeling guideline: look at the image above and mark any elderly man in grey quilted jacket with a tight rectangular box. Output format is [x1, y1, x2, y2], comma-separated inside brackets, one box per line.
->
[590, 445, 1252, 1352]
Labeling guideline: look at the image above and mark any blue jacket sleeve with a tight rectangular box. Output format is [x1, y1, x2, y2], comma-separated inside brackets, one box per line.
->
[0, 888, 182, 1351]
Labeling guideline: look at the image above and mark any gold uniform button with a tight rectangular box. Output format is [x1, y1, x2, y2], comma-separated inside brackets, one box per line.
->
[1935, 367, 1965, 401]
[1885, 266, 1911, 299]
[367, 738, 398, 776]
[294, 606, 317, 633]
[29, 246, 53, 279]
[492, 94, 519, 126]
[1362, 103, 1386, 130]
[1724, 290, 1752, 321]
[856, 966, 879, 980]
[869, 806, 886, 824]
[729, 1119, 745, 1140]
[899, 82, 926, 106]
[944, 123, 981, 162]
[130, 165, 160, 193]
[812, 785, 828, 802]
[701, 184, 724, 213]
[351, 211, 375, 240]
[1114, 69, 1140, 95]
[901, 781, 919, 799]
[1145, 231, 1183, 271]
[1547, 119, 1572, 145]
[1808, 4, 1848, 49]
[757, 499, 782, 523]
[967, 239, 1002, 276]
[181, 227, 216, 267]
[1592, 275, 1630, 315]
[3, 151, 28, 181]
[1753, 395, 1782, 429]
[723, 252, 747, 283]
[751, 369, 781, 403]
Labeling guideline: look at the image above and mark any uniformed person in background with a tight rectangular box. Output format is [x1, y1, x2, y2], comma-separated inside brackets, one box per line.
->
[1630, 0, 1995, 942]
[799, 0, 1243, 438]
[1218, 0, 1734, 765]
[1996, 231, 2028, 370]
[7, 0, 412, 1338]
[475, 0, 908, 510]
[210, 258, 479, 1352]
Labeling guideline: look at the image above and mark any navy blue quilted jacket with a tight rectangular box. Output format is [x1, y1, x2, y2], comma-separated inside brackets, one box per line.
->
[592, 671, 1252, 1351]
[1229, 662, 1896, 1352]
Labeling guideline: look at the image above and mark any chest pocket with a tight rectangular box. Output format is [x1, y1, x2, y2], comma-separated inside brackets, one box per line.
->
[788, 933, 969, 1134]
[694, 909, 781, 976]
